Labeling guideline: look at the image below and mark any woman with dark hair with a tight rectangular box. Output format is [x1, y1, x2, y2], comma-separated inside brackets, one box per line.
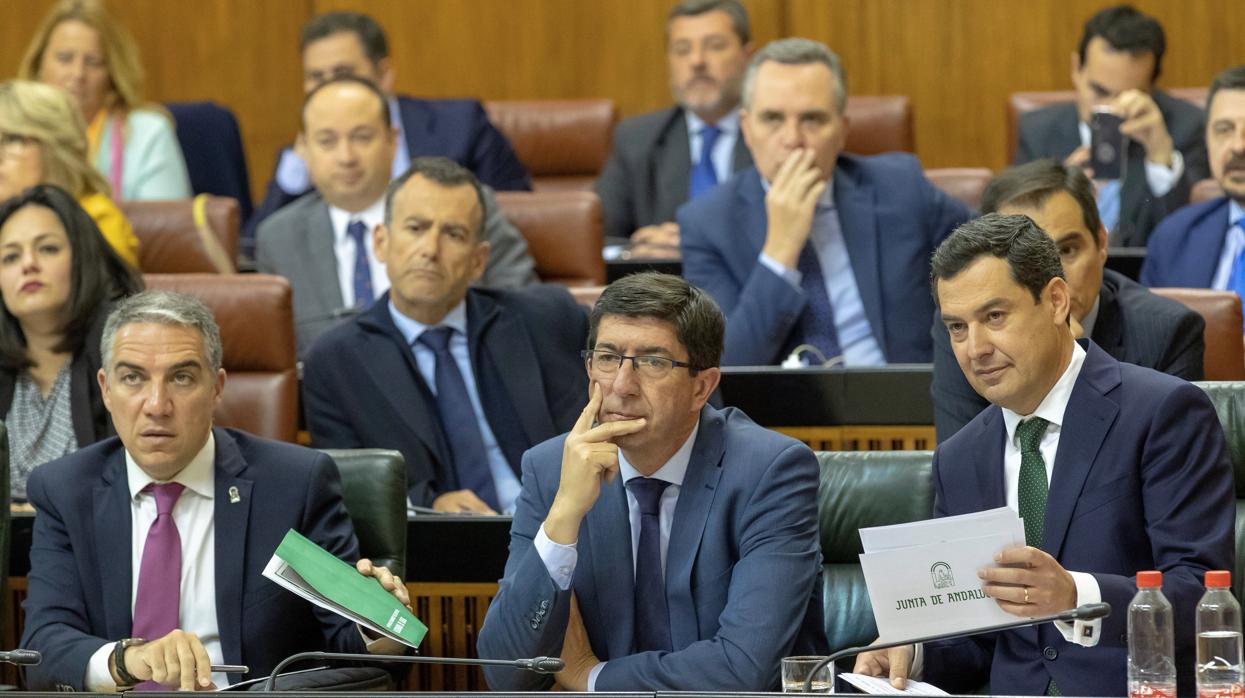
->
[0, 184, 142, 500]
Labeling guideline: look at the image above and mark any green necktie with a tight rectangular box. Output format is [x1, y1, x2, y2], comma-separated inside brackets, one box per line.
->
[1016, 417, 1051, 548]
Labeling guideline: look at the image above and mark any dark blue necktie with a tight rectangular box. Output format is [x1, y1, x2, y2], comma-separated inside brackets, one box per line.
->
[416, 327, 499, 510]
[794, 222, 842, 362]
[346, 219, 374, 308]
[627, 476, 672, 653]
[688, 125, 722, 199]
[1227, 219, 1245, 332]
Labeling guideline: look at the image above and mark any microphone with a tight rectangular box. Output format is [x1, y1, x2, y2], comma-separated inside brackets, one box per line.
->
[0, 649, 41, 666]
[804, 602, 1111, 691]
[262, 650, 564, 691]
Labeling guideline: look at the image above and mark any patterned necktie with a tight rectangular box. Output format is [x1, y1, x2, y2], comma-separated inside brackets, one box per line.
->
[794, 214, 842, 362]
[346, 219, 374, 308]
[132, 482, 185, 640]
[416, 327, 499, 510]
[688, 125, 722, 199]
[628, 477, 673, 652]
[1016, 417, 1051, 548]
[1226, 220, 1245, 333]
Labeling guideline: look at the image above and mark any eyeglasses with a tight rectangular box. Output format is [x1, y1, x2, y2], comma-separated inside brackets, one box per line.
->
[0, 133, 37, 158]
[581, 349, 692, 379]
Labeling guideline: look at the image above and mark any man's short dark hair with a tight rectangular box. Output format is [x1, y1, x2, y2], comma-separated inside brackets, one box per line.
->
[930, 214, 1066, 306]
[588, 273, 724, 373]
[383, 156, 487, 240]
[980, 160, 1103, 245]
[1207, 64, 1245, 114]
[667, 0, 750, 45]
[300, 11, 389, 63]
[1077, 5, 1165, 82]
[299, 74, 389, 133]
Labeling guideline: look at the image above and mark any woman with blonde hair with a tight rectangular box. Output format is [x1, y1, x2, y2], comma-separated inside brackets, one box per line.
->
[20, 0, 190, 201]
[0, 79, 139, 267]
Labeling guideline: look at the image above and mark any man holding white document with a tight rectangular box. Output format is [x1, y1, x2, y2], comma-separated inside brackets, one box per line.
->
[855, 214, 1234, 696]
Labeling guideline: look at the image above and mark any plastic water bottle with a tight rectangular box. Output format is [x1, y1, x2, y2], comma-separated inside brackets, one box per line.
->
[1129, 570, 1177, 698]
[1197, 570, 1244, 698]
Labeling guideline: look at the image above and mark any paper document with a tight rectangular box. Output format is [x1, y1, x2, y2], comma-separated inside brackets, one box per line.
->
[263, 529, 427, 648]
[839, 672, 949, 695]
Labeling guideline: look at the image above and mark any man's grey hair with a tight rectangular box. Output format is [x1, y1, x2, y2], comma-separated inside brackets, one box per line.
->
[667, 0, 750, 45]
[741, 38, 848, 114]
[101, 291, 224, 374]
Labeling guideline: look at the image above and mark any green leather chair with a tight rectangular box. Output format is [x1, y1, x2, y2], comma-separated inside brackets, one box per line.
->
[1192, 382, 1245, 604]
[320, 449, 406, 576]
[817, 450, 934, 653]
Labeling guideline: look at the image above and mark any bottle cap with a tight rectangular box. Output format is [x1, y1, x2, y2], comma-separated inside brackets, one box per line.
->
[1137, 570, 1163, 588]
[1206, 570, 1232, 588]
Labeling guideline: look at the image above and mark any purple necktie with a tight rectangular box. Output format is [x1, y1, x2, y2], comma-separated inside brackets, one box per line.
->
[132, 482, 185, 640]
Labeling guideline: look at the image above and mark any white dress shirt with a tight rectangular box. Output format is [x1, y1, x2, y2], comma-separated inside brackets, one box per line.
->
[685, 110, 740, 185]
[1210, 200, 1245, 290]
[1076, 121, 1183, 197]
[327, 197, 389, 308]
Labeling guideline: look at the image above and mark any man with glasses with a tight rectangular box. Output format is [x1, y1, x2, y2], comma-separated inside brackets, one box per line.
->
[478, 272, 827, 691]
[302, 157, 584, 514]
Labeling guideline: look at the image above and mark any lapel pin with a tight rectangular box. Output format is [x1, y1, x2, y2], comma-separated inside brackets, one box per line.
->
[228, 486, 241, 504]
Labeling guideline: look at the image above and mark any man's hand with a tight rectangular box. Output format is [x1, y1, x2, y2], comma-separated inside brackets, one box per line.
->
[853, 642, 914, 690]
[432, 489, 498, 514]
[356, 559, 412, 654]
[554, 594, 599, 691]
[761, 149, 827, 269]
[544, 384, 645, 544]
[1114, 89, 1174, 167]
[630, 223, 681, 259]
[116, 629, 214, 690]
[979, 546, 1078, 617]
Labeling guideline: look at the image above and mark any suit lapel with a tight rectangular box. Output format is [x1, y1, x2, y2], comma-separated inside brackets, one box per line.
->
[1188, 201, 1233, 287]
[653, 110, 691, 221]
[92, 448, 134, 639]
[1089, 281, 1124, 358]
[832, 168, 888, 355]
[977, 409, 1008, 509]
[740, 170, 769, 262]
[468, 293, 556, 445]
[731, 134, 753, 172]
[211, 429, 253, 666]
[585, 474, 635, 658]
[307, 202, 345, 314]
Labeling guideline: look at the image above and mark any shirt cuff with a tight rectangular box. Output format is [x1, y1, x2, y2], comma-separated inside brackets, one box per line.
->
[1145, 149, 1184, 197]
[1054, 571, 1102, 646]
[758, 252, 802, 289]
[86, 641, 119, 693]
[587, 661, 606, 691]
[909, 642, 924, 680]
[534, 523, 578, 591]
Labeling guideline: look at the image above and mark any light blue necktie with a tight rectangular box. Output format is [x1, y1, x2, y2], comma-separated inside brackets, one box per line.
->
[688, 125, 722, 199]
[1227, 219, 1245, 332]
[1096, 180, 1121, 235]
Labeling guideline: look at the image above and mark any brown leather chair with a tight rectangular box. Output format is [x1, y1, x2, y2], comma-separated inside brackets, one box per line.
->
[569, 285, 606, 308]
[483, 99, 618, 192]
[925, 167, 993, 210]
[1151, 288, 1245, 380]
[1193, 178, 1226, 204]
[143, 273, 299, 441]
[495, 190, 605, 286]
[122, 195, 240, 273]
[844, 95, 914, 155]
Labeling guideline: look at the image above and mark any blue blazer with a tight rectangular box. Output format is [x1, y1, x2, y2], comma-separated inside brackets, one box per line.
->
[1141, 196, 1232, 288]
[679, 155, 971, 365]
[477, 405, 827, 691]
[20, 428, 366, 691]
[302, 286, 588, 508]
[925, 341, 1235, 696]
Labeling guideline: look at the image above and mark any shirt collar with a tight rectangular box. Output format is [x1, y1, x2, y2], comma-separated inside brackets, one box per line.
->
[387, 297, 469, 346]
[1001, 341, 1087, 446]
[1230, 200, 1244, 228]
[619, 422, 700, 487]
[387, 97, 402, 129]
[684, 108, 740, 137]
[327, 196, 387, 246]
[126, 430, 216, 501]
[1080, 296, 1101, 338]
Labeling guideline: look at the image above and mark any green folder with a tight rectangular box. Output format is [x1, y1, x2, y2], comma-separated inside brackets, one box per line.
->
[262, 529, 427, 648]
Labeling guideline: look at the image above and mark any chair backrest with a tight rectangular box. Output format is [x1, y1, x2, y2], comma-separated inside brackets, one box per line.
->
[494, 190, 606, 286]
[817, 450, 934, 652]
[320, 449, 407, 575]
[925, 167, 993, 210]
[569, 285, 606, 309]
[483, 99, 618, 191]
[1193, 178, 1226, 204]
[165, 102, 253, 221]
[1192, 382, 1245, 603]
[844, 95, 914, 155]
[143, 273, 299, 442]
[1151, 288, 1245, 380]
[122, 196, 240, 273]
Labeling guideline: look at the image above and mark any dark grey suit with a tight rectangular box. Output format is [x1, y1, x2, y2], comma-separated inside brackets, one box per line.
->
[931, 268, 1205, 442]
[255, 187, 538, 356]
[1015, 90, 1207, 247]
[594, 106, 752, 240]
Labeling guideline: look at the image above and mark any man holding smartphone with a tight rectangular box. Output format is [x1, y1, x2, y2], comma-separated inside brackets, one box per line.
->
[1015, 4, 1207, 247]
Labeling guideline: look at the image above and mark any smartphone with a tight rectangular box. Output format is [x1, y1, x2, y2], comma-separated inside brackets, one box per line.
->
[1089, 108, 1124, 180]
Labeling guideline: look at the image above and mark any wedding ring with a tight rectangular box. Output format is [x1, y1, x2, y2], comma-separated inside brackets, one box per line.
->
[1024, 587, 1030, 604]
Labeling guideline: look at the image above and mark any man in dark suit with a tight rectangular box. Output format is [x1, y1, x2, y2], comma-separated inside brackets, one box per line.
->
[303, 158, 586, 514]
[933, 160, 1203, 442]
[1015, 5, 1207, 247]
[681, 38, 971, 366]
[856, 215, 1234, 696]
[594, 0, 752, 254]
[245, 10, 530, 239]
[477, 272, 825, 691]
[21, 291, 409, 691]
[1143, 65, 1245, 302]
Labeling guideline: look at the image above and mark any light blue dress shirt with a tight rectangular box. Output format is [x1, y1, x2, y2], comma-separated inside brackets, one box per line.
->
[1210, 200, 1245, 291]
[685, 111, 740, 185]
[277, 97, 412, 194]
[387, 299, 522, 514]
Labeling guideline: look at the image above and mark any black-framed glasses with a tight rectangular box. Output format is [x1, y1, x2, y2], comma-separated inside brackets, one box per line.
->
[581, 349, 691, 379]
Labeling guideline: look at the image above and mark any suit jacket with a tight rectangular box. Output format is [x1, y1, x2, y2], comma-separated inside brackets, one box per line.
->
[931, 268, 1205, 442]
[20, 428, 367, 691]
[477, 405, 827, 690]
[924, 341, 1235, 696]
[594, 106, 752, 239]
[302, 286, 588, 508]
[1015, 90, 1208, 247]
[255, 189, 538, 356]
[245, 95, 532, 239]
[1140, 195, 1232, 287]
[679, 155, 972, 365]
